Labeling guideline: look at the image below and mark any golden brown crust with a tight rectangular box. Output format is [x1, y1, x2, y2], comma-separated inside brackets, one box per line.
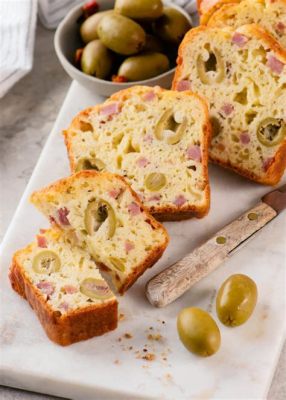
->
[173, 24, 286, 186]
[199, 0, 241, 24]
[9, 252, 118, 346]
[63, 87, 211, 220]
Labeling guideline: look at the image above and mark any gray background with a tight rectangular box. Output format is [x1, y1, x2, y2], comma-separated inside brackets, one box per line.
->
[0, 24, 285, 400]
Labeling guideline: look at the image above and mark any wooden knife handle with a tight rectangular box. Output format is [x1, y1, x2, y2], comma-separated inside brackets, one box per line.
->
[146, 201, 277, 308]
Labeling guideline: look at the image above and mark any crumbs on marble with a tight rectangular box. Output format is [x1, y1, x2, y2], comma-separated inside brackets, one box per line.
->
[114, 359, 121, 365]
[119, 312, 125, 321]
[142, 353, 156, 361]
[124, 332, 132, 339]
[147, 333, 163, 342]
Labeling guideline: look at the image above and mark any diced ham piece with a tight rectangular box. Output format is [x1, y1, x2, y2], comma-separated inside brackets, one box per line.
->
[266, 54, 284, 75]
[142, 91, 156, 101]
[36, 281, 55, 296]
[275, 22, 285, 34]
[137, 157, 150, 168]
[176, 80, 192, 92]
[109, 188, 123, 199]
[62, 285, 78, 294]
[220, 103, 234, 117]
[263, 157, 274, 172]
[143, 134, 153, 144]
[148, 194, 161, 202]
[57, 207, 70, 226]
[186, 145, 202, 162]
[99, 102, 121, 117]
[173, 195, 187, 207]
[240, 131, 250, 145]
[49, 215, 56, 225]
[37, 235, 47, 248]
[59, 301, 70, 312]
[232, 32, 249, 48]
[127, 202, 141, 216]
[125, 240, 135, 254]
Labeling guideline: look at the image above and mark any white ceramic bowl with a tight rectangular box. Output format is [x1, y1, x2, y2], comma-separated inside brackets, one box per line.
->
[54, 0, 192, 97]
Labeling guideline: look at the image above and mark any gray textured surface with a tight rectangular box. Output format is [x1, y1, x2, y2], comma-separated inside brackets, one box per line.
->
[0, 23, 285, 400]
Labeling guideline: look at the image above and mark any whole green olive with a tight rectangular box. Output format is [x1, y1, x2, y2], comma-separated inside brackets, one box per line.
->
[256, 118, 286, 147]
[80, 10, 114, 44]
[97, 14, 146, 55]
[81, 40, 113, 79]
[177, 307, 221, 357]
[144, 34, 164, 52]
[216, 274, 258, 327]
[153, 7, 191, 44]
[115, 0, 163, 20]
[117, 52, 169, 81]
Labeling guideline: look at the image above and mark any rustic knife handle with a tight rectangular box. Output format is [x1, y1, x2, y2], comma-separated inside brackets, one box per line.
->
[146, 201, 277, 308]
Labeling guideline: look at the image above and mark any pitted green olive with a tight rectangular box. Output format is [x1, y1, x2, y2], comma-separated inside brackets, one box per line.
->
[80, 278, 113, 300]
[76, 158, 105, 172]
[115, 0, 163, 20]
[197, 49, 225, 84]
[32, 250, 61, 274]
[153, 7, 191, 44]
[154, 108, 187, 144]
[144, 34, 164, 52]
[256, 118, 286, 147]
[84, 199, 116, 238]
[81, 40, 113, 79]
[216, 274, 258, 327]
[108, 257, 126, 273]
[80, 10, 114, 43]
[97, 14, 146, 55]
[177, 307, 221, 357]
[145, 173, 167, 191]
[117, 52, 169, 81]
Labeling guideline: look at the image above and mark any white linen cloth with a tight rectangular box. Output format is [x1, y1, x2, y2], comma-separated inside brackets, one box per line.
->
[0, 0, 197, 98]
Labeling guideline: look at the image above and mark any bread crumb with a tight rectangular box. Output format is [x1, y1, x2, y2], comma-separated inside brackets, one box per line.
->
[124, 333, 132, 339]
[143, 353, 156, 361]
[119, 313, 125, 321]
[114, 359, 120, 365]
[117, 337, 122, 342]
[147, 333, 162, 341]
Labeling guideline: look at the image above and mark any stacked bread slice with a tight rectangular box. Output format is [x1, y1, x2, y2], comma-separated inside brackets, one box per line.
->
[9, 228, 118, 346]
[173, 24, 286, 184]
[64, 86, 211, 220]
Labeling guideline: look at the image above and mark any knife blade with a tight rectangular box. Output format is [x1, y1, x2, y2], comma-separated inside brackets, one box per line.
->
[145, 184, 286, 308]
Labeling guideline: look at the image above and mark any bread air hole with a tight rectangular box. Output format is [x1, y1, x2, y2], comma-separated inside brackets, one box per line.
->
[79, 120, 93, 132]
[234, 88, 248, 105]
[245, 110, 257, 125]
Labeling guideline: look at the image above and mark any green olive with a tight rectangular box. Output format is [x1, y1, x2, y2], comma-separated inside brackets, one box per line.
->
[216, 274, 258, 327]
[32, 250, 61, 274]
[80, 278, 113, 300]
[84, 199, 116, 238]
[145, 173, 167, 191]
[115, 0, 163, 20]
[81, 40, 113, 79]
[80, 10, 114, 44]
[197, 49, 225, 84]
[118, 52, 169, 81]
[97, 14, 146, 55]
[256, 118, 286, 147]
[108, 257, 126, 273]
[153, 7, 191, 44]
[177, 307, 221, 357]
[75, 158, 105, 172]
[144, 34, 164, 52]
[154, 108, 187, 144]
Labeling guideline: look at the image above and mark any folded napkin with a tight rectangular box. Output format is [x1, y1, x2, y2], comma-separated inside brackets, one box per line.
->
[0, 0, 197, 98]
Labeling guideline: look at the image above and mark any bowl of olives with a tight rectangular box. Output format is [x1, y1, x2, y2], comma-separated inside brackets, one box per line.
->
[54, 0, 192, 96]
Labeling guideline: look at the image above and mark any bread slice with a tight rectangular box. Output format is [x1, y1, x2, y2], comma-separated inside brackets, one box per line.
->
[63, 86, 211, 221]
[173, 24, 286, 185]
[9, 228, 118, 346]
[208, 0, 286, 49]
[197, 0, 241, 25]
[30, 171, 169, 294]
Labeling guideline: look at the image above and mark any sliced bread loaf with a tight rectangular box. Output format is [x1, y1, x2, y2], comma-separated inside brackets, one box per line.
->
[173, 24, 286, 185]
[208, 0, 286, 49]
[9, 228, 118, 345]
[30, 171, 169, 294]
[63, 86, 211, 220]
[197, 0, 241, 25]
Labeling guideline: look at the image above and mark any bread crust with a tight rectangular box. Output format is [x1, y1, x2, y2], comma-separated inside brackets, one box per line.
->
[198, 0, 241, 24]
[9, 252, 118, 346]
[63, 87, 211, 220]
[173, 24, 286, 186]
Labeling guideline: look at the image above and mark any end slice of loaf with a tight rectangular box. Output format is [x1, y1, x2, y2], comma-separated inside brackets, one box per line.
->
[173, 24, 286, 185]
[9, 228, 118, 346]
[208, 0, 286, 49]
[30, 171, 169, 294]
[197, 0, 241, 24]
[63, 86, 211, 220]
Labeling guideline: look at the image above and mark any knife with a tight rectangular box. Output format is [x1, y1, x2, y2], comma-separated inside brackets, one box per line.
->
[146, 184, 286, 308]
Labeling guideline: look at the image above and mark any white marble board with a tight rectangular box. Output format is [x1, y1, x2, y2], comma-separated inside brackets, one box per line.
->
[0, 81, 285, 400]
